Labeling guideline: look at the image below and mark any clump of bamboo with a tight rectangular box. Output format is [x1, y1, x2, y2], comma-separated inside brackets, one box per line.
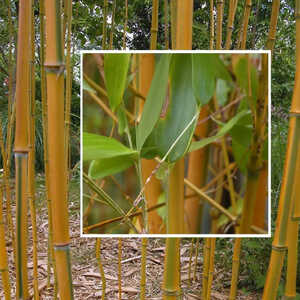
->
[263, 2, 300, 297]
[44, 1, 73, 298]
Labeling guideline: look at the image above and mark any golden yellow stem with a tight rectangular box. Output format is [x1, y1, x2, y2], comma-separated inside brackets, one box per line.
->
[210, 0, 214, 49]
[229, 238, 242, 300]
[265, 0, 280, 52]
[150, 0, 159, 50]
[225, 0, 238, 49]
[206, 238, 216, 300]
[216, 0, 224, 49]
[96, 239, 106, 300]
[0, 186, 11, 300]
[239, 0, 252, 49]
[140, 238, 148, 299]
[202, 238, 211, 299]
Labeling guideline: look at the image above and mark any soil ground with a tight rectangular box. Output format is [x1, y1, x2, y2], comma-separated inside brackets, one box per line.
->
[0, 175, 262, 299]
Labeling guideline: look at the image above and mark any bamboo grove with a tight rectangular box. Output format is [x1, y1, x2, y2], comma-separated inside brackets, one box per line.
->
[0, 0, 299, 299]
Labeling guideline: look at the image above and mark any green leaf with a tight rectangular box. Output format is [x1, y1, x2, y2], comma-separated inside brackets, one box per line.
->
[233, 57, 258, 105]
[141, 54, 198, 162]
[83, 132, 138, 161]
[189, 110, 250, 152]
[116, 105, 128, 135]
[157, 193, 167, 222]
[192, 54, 231, 105]
[216, 79, 231, 106]
[136, 54, 172, 150]
[88, 156, 135, 179]
[104, 53, 131, 111]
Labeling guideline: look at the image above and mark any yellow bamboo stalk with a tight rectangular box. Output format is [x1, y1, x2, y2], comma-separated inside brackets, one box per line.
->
[262, 5, 300, 294]
[193, 238, 200, 282]
[28, 2, 39, 298]
[265, 0, 280, 52]
[44, 1, 73, 298]
[253, 162, 268, 229]
[38, 0, 58, 295]
[240, 54, 268, 233]
[168, 159, 185, 233]
[150, 0, 159, 50]
[139, 54, 164, 233]
[202, 239, 211, 299]
[162, 238, 181, 300]
[210, 0, 214, 49]
[109, 0, 116, 49]
[229, 238, 242, 300]
[174, 0, 193, 50]
[118, 238, 122, 300]
[140, 238, 148, 299]
[188, 239, 195, 286]
[14, 1, 31, 298]
[164, 0, 169, 49]
[123, 0, 128, 49]
[0, 185, 11, 299]
[96, 239, 106, 300]
[102, 0, 108, 49]
[206, 238, 216, 300]
[216, 0, 224, 49]
[239, 0, 252, 49]
[225, 0, 238, 49]
[65, 0, 72, 203]
[185, 106, 210, 233]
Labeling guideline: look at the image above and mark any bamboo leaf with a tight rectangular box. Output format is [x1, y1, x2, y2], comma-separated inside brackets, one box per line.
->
[136, 54, 172, 150]
[216, 79, 231, 106]
[83, 79, 96, 93]
[83, 132, 138, 161]
[141, 54, 198, 162]
[233, 57, 258, 105]
[189, 110, 250, 152]
[89, 156, 135, 179]
[104, 53, 131, 111]
[192, 54, 231, 105]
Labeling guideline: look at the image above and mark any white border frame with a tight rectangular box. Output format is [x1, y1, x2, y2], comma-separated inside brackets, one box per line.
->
[80, 50, 272, 238]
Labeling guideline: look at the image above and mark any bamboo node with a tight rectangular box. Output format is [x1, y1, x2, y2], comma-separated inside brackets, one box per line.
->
[271, 245, 287, 252]
[162, 288, 182, 297]
[53, 243, 70, 251]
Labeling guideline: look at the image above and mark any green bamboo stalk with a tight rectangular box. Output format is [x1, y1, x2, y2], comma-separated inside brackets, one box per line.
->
[140, 238, 148, 299]
[109, 0, 116, 49]
[102, 0, 108, 49]
[162, 238, 181, 300]
[150, 0, 159, 50]
[96, 239, 106, 300]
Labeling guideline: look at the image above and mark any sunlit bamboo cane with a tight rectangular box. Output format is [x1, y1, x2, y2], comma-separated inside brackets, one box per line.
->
[229, 238, 242, 300]
[150, 0, 159, 50]
[14, 1, 31, 298]
[44, 1, 73, 298]
[206, 238, 216, 300]
[239, 0, 252, 49]
[216, 0, 224, 49]
[265, 0, 280, 52]
[262, 3, 300, 296]
[225, 0, 238, 49]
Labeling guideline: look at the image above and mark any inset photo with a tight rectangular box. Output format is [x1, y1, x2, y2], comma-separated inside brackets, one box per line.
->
[81, 51, 270, 236]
